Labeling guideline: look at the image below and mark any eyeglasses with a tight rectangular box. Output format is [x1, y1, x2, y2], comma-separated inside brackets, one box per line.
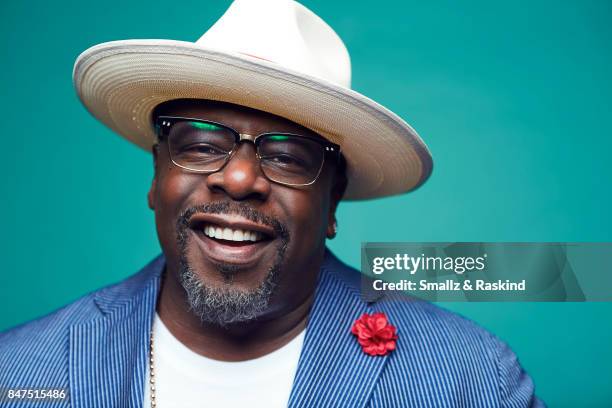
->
[155, 116, 341, 187]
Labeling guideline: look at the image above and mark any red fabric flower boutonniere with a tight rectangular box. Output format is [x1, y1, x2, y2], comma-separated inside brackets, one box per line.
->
[351, 312, 398, 356]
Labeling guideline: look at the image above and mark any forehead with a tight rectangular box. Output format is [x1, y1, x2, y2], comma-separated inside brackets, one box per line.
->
[153, 99, 327, 141]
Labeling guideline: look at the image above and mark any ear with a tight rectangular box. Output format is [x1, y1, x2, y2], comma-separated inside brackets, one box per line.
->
[326, 210, 338, 239]
[147, 144, 159, 210]
[326, 175, 346, 239]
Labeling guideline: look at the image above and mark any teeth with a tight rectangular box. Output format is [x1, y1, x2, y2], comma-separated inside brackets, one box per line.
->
[222, 228, 233, 240]
[203, 225, 263, 242]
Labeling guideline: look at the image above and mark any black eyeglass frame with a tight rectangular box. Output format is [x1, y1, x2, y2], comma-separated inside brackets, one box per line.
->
[154, 116, 342, 187]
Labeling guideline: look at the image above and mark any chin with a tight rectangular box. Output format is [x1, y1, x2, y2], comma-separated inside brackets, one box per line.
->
[177, 253, 281, 326]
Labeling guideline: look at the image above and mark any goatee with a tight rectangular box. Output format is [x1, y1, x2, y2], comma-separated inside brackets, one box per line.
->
[175, 202, 289, 327]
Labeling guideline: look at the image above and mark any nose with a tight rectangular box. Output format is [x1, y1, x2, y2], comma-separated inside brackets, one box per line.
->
[205, 143, 272, 201]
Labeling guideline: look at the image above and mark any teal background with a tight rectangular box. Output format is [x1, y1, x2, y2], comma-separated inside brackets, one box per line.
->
[1, 0, 611, 406]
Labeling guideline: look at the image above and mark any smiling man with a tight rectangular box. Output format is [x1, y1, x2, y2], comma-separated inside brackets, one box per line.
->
[0, 0, 544, 407]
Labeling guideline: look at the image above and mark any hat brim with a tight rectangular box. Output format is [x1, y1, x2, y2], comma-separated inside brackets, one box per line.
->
[73, 40, 432, 200]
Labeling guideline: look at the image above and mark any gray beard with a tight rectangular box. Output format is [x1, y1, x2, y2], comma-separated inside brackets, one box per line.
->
[178, 254, 283, 326]
[175, 202, 289, 327]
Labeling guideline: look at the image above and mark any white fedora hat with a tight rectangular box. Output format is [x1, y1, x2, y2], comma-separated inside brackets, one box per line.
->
[73, 0, 432, 200]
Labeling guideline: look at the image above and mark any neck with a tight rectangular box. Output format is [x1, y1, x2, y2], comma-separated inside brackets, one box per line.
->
[156, 267, 315, 361]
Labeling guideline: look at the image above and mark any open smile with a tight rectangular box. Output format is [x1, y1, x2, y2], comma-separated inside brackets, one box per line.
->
[188, 213, 276, 266]
[202, 224, 266, 243]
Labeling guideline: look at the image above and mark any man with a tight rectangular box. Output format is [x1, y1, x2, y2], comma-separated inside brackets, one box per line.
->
[0, 0, 544, 407]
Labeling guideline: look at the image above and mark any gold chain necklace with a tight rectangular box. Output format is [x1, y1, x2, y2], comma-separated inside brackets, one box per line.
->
[148, 330, 157, 407]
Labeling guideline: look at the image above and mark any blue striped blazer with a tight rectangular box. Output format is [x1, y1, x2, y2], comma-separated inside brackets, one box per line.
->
[0, 250, 544, 407]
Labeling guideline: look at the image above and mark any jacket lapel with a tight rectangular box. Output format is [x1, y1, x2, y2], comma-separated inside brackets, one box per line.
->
[288, 254, 389, 408]
[69, 257, 163, 408]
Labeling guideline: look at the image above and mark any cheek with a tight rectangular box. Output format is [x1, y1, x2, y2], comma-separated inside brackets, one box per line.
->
[154, 167, 207, 259]
[158, 173, 195, 213]
[155, 152, 212, 214]
[278, 187, 332, 253]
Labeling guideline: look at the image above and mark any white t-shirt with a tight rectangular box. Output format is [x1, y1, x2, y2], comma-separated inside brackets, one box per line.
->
[143, 314, 305, 408]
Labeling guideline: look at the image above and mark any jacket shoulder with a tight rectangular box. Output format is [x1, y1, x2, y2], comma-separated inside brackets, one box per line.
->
[0, 289, 97, 389]
[0, 255, 163, 387]
[375, 296, 540, 406]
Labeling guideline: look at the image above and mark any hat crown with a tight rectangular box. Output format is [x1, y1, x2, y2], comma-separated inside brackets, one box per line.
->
[196, 0, 351, 88]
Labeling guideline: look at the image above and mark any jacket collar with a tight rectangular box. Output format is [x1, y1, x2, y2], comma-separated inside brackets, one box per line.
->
[69, 251, 387, 407]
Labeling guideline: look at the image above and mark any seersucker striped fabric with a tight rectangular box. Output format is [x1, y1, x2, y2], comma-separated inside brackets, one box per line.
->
[0, 250, 545, 407]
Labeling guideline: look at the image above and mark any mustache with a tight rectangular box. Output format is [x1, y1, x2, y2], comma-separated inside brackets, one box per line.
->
[176, 201, 289, 241]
